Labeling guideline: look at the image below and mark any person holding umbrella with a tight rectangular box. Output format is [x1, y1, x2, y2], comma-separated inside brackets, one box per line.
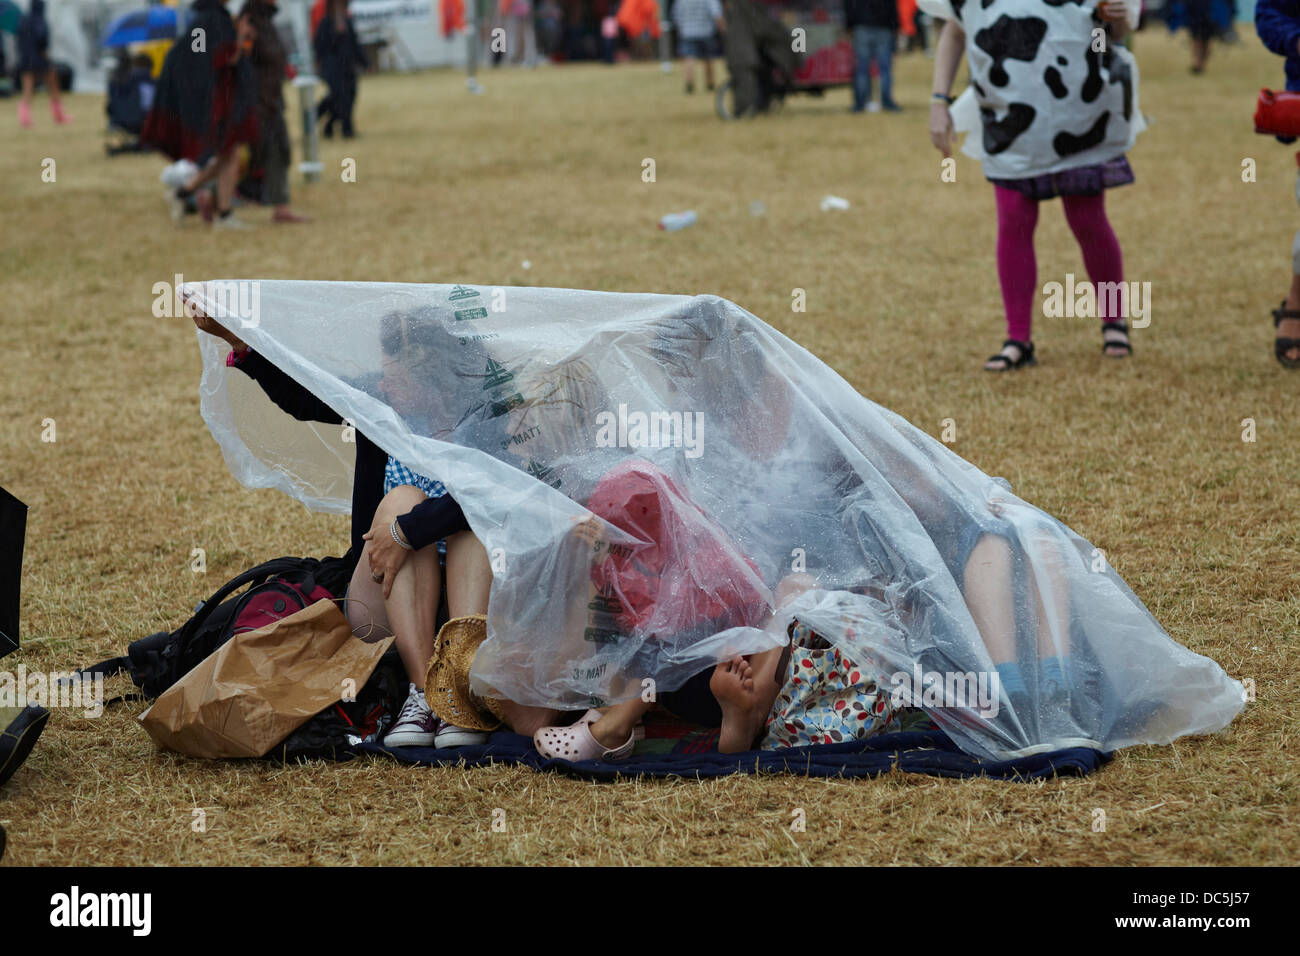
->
[15, 0, 69, 128]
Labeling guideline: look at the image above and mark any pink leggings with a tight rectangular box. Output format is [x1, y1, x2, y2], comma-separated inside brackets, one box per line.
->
[994, 185, 1124, 343]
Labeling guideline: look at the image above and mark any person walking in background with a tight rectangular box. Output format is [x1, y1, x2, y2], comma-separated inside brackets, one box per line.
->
[674, 0, 725, 94]
[537, 0, 563, 59]
[315, 0, 367, 138]
[845, 0, 900, 113]
[1185, 0, 1219, 73]
[617, 0, 662, 59]
[143, 0, 259, 229]
[243, 0, 309, 223]
[16, 0, 69, 127]
[1255, 0, 1300, 366]
[502, 0, 539, 66]
[926, 0, 1142, 370]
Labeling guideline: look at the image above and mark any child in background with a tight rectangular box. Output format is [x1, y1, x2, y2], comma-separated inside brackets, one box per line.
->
[674, 0, 726, 94]
[925, 0, 1143, 370]
[15, 0, 69, 128]
[1254, 0, 1300, 367]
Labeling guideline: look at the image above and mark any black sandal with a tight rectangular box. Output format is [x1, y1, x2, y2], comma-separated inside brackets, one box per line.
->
[1101, 321, 1132, 357]
[1272, 301, 1300, 369]
[984, 339, 1036, 371]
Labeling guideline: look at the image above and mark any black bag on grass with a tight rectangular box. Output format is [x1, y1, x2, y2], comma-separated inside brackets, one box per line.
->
[74, 553, 421, 761]
[270, 651, 408, 762]
[79, 555, 356, 698]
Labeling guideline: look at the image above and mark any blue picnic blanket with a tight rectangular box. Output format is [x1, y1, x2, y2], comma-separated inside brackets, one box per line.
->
[350, 729, 1110, 782]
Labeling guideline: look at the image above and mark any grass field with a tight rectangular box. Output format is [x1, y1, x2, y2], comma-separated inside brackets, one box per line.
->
[2, 27, 1297, 866]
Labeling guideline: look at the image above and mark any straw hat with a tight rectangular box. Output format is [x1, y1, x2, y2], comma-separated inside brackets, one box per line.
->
[424, 615, 506, 732]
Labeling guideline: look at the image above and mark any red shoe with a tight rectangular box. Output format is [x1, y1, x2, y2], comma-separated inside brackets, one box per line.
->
[51, 102, 71, 124]
[18, 102, 31, 128]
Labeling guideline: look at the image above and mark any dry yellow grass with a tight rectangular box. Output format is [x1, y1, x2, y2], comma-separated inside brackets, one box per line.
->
[1, 28, 1297, 866]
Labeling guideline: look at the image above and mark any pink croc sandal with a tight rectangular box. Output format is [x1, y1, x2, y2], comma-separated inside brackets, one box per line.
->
[534, 718, 635, 762]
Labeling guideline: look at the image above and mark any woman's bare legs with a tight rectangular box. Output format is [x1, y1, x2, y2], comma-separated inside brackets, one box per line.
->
[348, 484, 440, 687]
[46, 68, 66, 120]
[962, 534, 1017, 667]
[384, 541, 441, 687]
[18, 72, 34, 126]
[179, 149, 239, 216]
[442, 528, 562, 734]
[588, 698, 653, 748]
[444, 530, 490, 617]
[344, 559, 392, 641]
[1028, 531, 1071, 664]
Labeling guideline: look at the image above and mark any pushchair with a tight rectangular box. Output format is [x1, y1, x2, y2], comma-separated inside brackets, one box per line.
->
[718, 0, 859, 119]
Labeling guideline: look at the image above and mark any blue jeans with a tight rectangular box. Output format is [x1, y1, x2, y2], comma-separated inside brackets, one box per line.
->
[852, 25, 895, 110]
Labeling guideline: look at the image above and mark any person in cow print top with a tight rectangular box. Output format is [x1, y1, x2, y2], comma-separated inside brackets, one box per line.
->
[921, 0, 1144, 371]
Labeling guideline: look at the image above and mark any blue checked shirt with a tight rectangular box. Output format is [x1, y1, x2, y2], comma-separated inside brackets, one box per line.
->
[384, 457, 450, 556]
[674, 0, 722, 40]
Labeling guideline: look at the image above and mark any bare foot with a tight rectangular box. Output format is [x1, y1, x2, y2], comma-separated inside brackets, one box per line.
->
[711, 656, 765, 753]
[494, 700, 561, 737]
[589, 715, 633, 749]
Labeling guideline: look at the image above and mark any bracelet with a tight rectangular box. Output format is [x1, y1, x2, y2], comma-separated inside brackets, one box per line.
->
[391, 519, 415, 551]
[931, 92, 953, 105]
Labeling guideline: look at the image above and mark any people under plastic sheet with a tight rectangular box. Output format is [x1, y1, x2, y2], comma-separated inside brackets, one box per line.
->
[189, 281, 1244, 760]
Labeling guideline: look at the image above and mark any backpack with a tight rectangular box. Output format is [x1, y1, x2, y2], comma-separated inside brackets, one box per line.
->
[80, 555, 352, 699]
[72, 554, 407, 760]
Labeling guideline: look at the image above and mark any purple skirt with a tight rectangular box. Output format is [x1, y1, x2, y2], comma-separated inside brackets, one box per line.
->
[989, 156, 1135, 201]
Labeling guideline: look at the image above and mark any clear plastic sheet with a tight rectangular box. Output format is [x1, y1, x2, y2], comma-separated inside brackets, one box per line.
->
[190, 281, 1245, 760]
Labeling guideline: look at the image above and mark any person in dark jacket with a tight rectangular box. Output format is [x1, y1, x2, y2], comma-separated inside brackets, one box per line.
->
[314, 0, 368, 138]
[845, 0, 900, 113]
[183, 299, 548, 748]
[142, 0, 260, 228]
[722, 0, 799, 116]
[241, 0, 309, 222]
[1256, 0, 1300, 367]
[16, 0, 69, 128]
[106, 53, 156, 144]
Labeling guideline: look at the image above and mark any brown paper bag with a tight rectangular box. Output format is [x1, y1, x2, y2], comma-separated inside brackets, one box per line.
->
[139, 599, 394, 758]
